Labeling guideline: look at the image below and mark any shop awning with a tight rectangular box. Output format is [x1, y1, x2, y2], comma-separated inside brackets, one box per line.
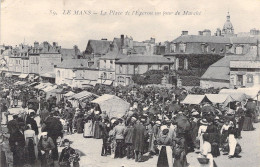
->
[41, 73, 55, 78]
[12, 73, 20, 76]
[5, 73, 12, 77]
[42, 85, 57, 92]
[181, 94, 211, 105]
[69, 91, 98, 100]
[89, 81, 97, 86]
[64, 91, 75, 97]
[103, 80, 113, 85]
[19, 74, 29, 79]
[28, 82, 39, 87]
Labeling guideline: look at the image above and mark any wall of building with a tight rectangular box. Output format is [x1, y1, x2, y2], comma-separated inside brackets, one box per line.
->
[29, 55, 39, 74]
[21, 59, 29, 74]
[200, 80, 229, 89]
[39, 53, 61, 75]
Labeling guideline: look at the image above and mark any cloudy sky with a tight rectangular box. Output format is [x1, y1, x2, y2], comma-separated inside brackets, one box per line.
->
[1, 0, 260, 50]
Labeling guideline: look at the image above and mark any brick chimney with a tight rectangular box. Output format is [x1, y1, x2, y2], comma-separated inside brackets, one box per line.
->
[182, 31, 188, 36]
[121, 34, 124, 49]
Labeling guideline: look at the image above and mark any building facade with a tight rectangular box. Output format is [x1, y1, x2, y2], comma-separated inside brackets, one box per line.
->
[55, 59, 99, 88]
[230, 60, 260, 88]
[115, 55, 173, 86]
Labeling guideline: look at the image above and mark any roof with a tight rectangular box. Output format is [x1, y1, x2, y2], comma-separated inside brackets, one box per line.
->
[56, 59, 89, 69]
[201, 54, 257, 81]
[230, 36, 260, 44]
[100, 50, 127, 60]
[60, 48, 76, 59]
[172, 35, 231, 44]
[86, 40, 112, 55]
[116, 54, 173, 64]
[181, 94, 210, 104]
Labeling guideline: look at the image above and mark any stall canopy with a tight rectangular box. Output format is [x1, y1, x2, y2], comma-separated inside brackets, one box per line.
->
[205, 94, 231, 104]
[14, 81, 21, 85]
[28, 82, 39, 87]
[69, 91, 97, 100]
[219, 89, 249, 101]
[236, 87, 260, 99]
[92, 94, 130, 118]
[181, 94, 211, 105]
[42, 85, 57, 92]
[18, 74, 29, 79]
[64, 91, 75, 97]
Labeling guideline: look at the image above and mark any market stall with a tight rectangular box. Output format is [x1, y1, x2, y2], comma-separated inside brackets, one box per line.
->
[91, 94, 130, 118]
[181, 94, 211, 105]
[69, 91, 98, 108]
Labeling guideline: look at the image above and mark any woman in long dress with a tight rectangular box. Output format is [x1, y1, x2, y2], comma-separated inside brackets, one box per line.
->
[197, 119, 208, 152]
[206, 120, 220, 157]
[24, 124, 38, 165]
[199, 133, 216, 167]
[220, 120, 230, 148]
[228, 122, 240, 158]
[93, 111, 102, 139]
[242, 110, 254, 131]
[83, 113, 94, 138]
[157, 129, 173, 167]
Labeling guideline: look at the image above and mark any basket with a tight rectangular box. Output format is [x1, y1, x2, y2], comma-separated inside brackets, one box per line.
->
[197, 157, 209, 164]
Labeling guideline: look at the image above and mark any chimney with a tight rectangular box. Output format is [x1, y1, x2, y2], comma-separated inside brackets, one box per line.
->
[198, 31, 203, 35]
[34, 41, 39, 47]
[182, 31, 188, 36]
[101, 38, 107, 40]
[121, 34, 124, 49]
[53, 42, 57, 47]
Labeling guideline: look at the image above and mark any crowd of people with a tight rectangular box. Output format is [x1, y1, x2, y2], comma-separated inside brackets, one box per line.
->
[0, 77, 259, 167]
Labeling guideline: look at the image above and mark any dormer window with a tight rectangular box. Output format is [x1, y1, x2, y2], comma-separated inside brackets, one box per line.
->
[211, 48, 215, 53]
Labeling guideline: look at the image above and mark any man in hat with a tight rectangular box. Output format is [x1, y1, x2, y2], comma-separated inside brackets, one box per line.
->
[38, 132, 55, 167]
[59, 139, 80, 167]
[7, 114, 19, 135]
[113, 118, 126, 158]
[9, 121, 26, 167]
[26, 112, 39, 135]
[133, 119, 147, 162]
[43, 112, 63, 161]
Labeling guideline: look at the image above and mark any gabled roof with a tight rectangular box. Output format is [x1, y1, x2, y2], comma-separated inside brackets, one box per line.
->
[56, 59, 89, 69]
[86, 40, 112, 55]
[115, 54, 173, 64]
[201, 49, 258, 81]
[60, 48, 76, 59]
[100, 50, 127, 60]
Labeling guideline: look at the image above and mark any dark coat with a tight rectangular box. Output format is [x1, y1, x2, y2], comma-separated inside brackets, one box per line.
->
[133, 123, 146, 152]
[124, 126, 134, 144]
[26, 117, 39, 135]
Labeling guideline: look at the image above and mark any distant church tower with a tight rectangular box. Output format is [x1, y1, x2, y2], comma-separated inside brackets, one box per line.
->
[222, 12, 234, 37]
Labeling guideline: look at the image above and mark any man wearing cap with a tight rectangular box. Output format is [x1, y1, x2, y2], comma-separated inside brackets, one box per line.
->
[133, 119, 146, 162]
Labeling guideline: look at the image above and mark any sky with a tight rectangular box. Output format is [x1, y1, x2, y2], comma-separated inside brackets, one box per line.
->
[1, 0, 260, 51]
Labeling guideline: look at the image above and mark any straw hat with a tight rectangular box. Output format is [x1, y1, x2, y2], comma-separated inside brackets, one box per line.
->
[200, 119, 208, 125]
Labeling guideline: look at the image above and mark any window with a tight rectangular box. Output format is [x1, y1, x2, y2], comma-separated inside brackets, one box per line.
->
[201, 44, 205, 53]
[134, 65, 139, 74]
[57, 70, 60, 77]
[236, 46, 243, 54]
[110, 60, 113, 69]
[179, 43, 186, 52]
[148, 64, 152, 70]
[247, 74, 253, 83]
[110, 73, 113, 80]
[103, 60, 106, 69]
[119, 65, 123, 74]
[170, 44, 176, 53]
